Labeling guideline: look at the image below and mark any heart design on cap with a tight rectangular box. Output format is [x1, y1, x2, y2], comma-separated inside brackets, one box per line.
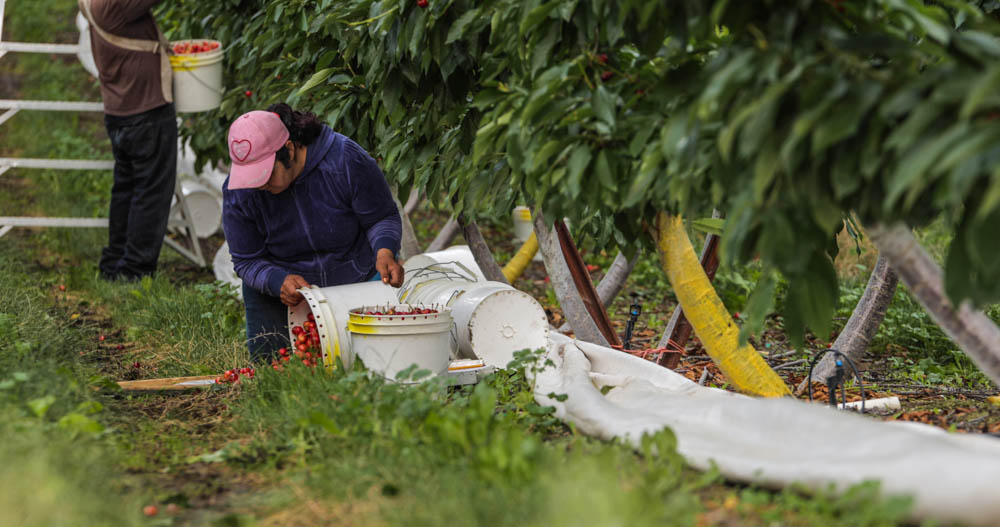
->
[231, 139, 252, 162]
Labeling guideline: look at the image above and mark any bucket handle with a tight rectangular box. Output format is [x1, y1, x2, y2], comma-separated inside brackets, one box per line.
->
[174, 62, 224, 96]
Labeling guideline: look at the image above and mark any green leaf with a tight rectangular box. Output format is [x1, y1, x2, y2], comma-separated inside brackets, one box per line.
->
[297, 68, 334, 96]
[519, 2, 560, 37]
[75, 401, 104, 415]
[27, 395, 56, 418]
[885, 123, 969, 209]
[566, 146, 592, 198]
[784, 253, 838, 347]
[58, 413, 105, 436]
[739, 268, 777, 345]
[691, 218, 724, 236]
[592, 85, 615, 128]
[446, 9, 482, 44]
[595, 149, 616, 191]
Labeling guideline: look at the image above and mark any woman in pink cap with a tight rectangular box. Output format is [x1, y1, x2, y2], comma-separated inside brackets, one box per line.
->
[222, 103, 404, 362]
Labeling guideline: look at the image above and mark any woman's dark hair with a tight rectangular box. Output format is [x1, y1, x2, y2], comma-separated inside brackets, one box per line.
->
[267, 102, 323, 168]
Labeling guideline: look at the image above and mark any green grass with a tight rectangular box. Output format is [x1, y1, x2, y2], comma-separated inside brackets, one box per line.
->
[0, 253, 146, 527]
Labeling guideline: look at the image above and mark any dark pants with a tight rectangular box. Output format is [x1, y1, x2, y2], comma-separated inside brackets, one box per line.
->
[242, 282, 290, 364]
[99, 103, 177, 280]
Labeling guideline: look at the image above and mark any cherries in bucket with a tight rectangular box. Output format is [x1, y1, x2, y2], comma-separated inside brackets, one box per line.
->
[362, 306, 440, 316]
[172, 41, 220, 55]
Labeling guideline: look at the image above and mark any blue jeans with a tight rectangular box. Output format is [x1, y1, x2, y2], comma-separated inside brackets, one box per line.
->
[242, 282, 290, 364]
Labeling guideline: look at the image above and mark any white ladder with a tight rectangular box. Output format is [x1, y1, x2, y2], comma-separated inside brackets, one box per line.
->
[0, 0, 205, 267]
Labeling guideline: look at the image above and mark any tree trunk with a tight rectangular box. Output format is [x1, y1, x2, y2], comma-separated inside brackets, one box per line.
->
[868, 222, 1000, 387]
[456, 214, 508, 284]
[795, 254, 898, 394]
[534, 211, 610, 346]
[426, 217, 461, 253]
[391, 188, 420, 261]
[558, 250, 639, 334]
[403, 189, 422, 216]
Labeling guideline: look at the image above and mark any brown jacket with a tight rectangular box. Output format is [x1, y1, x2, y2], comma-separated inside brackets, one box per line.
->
[86, 0, 168, 116]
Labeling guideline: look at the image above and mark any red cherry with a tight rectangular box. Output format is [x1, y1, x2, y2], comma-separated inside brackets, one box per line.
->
[244, 90, 253, 97]
[307, 313, 315, 322]
[600, 71, 613, 81]
[598, 53, 608, 63]
[292, 326, 303, 335]
[58, 284, 66, 291]
[417, 0, 429, 7]
[143, 505, 158, 517]
[98, 335, 106, 342]
[132, 362, 141, 369]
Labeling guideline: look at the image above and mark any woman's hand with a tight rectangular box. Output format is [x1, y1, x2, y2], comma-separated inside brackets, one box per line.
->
[375, 248, 404, 287]
[280, 274, 311, 306]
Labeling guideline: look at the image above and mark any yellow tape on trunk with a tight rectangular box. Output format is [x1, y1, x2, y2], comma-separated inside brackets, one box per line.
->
[657, 212, 790, 398]
[502, 232, 539, 283]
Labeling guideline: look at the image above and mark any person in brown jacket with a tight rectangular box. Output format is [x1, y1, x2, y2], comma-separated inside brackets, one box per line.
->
[79, 0, 176, 281]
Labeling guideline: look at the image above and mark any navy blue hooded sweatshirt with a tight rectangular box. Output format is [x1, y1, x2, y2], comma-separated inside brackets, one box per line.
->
[222, 125, 402, 297]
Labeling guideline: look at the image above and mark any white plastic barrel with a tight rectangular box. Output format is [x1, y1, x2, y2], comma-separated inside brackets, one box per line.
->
[170, 179, 222, 238]
[169, 40, 224, 113]
[348, 305, 454, 383]
[402, 245, 485, 282]
[212, 241, 242, 295]
[401, 278, 549, 368]
[287, 282, 398, 371]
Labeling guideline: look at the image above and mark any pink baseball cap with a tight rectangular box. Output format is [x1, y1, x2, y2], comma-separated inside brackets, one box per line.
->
[226, 111, 290, 189]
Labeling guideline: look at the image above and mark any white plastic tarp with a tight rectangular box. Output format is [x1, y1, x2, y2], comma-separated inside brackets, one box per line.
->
[534, 334, 1000, 526]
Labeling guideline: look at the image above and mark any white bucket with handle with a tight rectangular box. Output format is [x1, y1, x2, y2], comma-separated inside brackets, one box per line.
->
[169, 40, 224, 113]
[348, 304, 454, 383]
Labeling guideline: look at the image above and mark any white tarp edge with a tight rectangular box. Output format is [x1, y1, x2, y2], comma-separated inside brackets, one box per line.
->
[534, 333, 1000, 526]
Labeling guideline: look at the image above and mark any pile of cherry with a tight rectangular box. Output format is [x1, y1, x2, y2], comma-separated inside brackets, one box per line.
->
[215, 367, 255, 385]
[360, 306, 440, 316]
[172, 41, 220, 55]
[272, 313, 322, 370]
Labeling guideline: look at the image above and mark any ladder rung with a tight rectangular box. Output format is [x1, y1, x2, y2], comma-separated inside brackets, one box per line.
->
[0, 158, 114, 170]
[0, 42, 82, 54]
[0, 100, 104, 112]
[0, 217, 108, 228]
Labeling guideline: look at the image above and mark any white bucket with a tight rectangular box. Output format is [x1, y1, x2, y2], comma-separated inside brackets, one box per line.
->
[511, 207, 543, 262]
[169, 179, 222, 238]
[401, 279, 549, 368]
[512, 206, 533, 242]
[287, 282, 398, 371]
[212, 241, 242, 295]
[348, 305, 454, 383]
[169, 40, 224, 113]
